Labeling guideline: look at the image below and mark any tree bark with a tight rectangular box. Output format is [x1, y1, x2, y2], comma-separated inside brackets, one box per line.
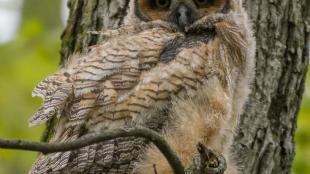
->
[55, 0, 309, 173]
[232, 0, 309, 173]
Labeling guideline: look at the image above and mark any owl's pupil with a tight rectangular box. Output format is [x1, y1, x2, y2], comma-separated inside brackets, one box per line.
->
[158, 0, 166, 5]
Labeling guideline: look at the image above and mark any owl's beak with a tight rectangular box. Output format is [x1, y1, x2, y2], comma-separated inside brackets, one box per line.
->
[169, 4, 196, 31]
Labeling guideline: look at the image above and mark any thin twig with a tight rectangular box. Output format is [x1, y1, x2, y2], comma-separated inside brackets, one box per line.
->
[0, 127, 185, 174]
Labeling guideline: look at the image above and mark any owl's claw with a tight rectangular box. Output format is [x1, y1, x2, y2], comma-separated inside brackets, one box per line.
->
[192, 143, 227, 174]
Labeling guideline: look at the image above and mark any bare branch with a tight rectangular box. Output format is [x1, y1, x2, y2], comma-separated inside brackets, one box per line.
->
[0, 126, 227, 174]
[0, 127, 185, 174]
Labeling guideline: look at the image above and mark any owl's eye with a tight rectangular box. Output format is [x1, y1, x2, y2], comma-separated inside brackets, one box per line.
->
[194, 0, 213, 8]
[151, 0, 171, 10]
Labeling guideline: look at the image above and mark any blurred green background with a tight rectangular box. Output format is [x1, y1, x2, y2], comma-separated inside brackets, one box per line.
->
[0, 0, 309, 173]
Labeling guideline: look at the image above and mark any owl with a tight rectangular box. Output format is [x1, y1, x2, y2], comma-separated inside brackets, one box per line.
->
[29, 0, 255, 174]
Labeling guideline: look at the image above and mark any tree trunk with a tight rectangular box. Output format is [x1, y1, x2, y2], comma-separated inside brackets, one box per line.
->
[232, 0, 309, 173]
[56, 0, 310, 173]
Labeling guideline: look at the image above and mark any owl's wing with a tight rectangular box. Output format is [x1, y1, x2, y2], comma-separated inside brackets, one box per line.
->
[29, 27, 181, 174]
[115, 41, 212, 120]
[29, 27, 179, 126]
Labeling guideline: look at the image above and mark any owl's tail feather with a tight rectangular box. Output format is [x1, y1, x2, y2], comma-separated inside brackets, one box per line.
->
[29, 74, 73, 127]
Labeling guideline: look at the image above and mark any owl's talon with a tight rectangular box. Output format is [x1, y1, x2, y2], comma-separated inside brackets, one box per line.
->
[196, 143, 227, 174]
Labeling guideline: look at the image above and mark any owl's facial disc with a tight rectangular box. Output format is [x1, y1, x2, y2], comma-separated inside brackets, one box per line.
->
[137, 0, 229, 31]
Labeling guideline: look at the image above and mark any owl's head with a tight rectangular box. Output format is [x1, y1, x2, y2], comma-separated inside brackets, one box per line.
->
[124, 0, 242, 31]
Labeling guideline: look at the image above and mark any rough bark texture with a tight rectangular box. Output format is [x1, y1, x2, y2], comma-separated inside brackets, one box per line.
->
[233, 0, 309, 173]
[60, 0, 129, 63]
[54, 0, 309, 173]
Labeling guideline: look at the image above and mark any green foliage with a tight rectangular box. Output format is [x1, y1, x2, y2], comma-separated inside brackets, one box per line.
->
[293, 70, 310, 174]
[0, 19, 60, 174]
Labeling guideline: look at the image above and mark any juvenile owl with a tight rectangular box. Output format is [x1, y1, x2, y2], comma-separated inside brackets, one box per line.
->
[29, 0, 255, 174]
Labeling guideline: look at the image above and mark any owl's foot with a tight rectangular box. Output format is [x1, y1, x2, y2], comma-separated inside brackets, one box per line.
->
[190, 143, 227, 174]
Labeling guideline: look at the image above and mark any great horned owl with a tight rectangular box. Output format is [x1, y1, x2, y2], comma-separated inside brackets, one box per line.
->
[29, 0, 255, 174]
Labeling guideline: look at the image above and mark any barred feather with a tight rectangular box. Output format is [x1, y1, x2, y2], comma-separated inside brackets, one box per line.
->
[29, 27, 181, 173]
[29, 1, 256, 173]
